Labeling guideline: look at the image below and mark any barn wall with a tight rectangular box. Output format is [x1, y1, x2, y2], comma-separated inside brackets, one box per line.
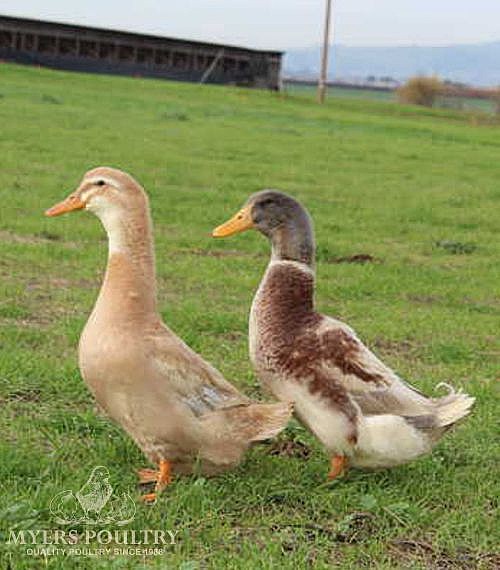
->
[0, 15, 282, 90]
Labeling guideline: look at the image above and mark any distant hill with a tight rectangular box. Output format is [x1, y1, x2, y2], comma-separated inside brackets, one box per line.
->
[284, 42, 500, 87]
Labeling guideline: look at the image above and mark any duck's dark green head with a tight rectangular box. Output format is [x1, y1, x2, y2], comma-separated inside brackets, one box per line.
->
[213, 190, 315, 266]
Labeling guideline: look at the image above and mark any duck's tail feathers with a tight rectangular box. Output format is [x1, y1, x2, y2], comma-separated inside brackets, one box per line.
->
[225, 401, 293, 443]
[434, 383, 475, 427]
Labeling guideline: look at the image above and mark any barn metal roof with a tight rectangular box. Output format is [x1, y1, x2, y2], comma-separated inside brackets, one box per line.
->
[0, 14, 283, 57]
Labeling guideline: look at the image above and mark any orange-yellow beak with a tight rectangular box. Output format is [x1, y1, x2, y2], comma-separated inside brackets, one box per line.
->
[45, 194, 86, 217]
[212, 205, 254, 238]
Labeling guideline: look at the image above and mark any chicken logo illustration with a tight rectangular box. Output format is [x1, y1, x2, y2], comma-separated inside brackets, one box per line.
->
[50, 466, 136, 526]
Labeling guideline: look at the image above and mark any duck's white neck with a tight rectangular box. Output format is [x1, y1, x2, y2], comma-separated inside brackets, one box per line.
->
[94, 205, 158, 321]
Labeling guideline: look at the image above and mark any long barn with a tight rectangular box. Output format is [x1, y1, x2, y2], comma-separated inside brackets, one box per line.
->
[0, 15, 283, 90]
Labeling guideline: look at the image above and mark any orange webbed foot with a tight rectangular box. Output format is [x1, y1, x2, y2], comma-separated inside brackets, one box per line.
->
[327, 455, 347, 480]
[138, 459, 172, 502]
[141, 492, 158, 504]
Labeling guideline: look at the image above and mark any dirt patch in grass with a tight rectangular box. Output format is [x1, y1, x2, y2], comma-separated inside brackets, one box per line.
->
[0, 275, 94, 328]
[435, 240, 478, 255]
[0, 230, 76, 248]
[389, 538, 499, 570]
[407, 294, 500, 316]
[267, 438, 313, 460]
[0, 388, 42, 404]
[0, 230, 49, 245]
[0, 274, 93, 330]
[25, 276, 97, 292]
[216, 331, 246, 342]
[328, 253, 379, 264]
[372, 338, 419, 356]
[0, 315, 49, 330]
[184, 248, 255, 259]
[407, 294, 444, 305]
[227, 514, 376, 546]
[334, 512, 377, 544]
[36, 230, 62, 241]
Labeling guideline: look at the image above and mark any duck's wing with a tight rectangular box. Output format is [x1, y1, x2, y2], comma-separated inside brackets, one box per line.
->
[149, 325, 292, 445]
[149, 324, 250, 417]
[317, 317, 431, 416]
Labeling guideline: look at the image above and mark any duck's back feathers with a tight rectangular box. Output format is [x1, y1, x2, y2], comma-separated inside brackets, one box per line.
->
[318, 317, 431, 415]
[318, 318, 474, 428]
[151, 323, 250, 415]
[150, 322, 292, 445]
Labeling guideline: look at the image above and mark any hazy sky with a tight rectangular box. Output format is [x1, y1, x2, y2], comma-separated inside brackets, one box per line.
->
[0, 1, 498, 50]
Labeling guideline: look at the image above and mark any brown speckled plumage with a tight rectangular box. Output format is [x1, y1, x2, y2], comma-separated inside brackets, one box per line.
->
[253, 264, 356, 414]
[217, 189, 475, 468]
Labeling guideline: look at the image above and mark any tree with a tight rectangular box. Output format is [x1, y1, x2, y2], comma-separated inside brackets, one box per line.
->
[397, 76, 444, 107]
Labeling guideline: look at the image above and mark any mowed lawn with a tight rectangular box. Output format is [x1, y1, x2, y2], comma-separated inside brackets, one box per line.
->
[0, 63, 498, 569]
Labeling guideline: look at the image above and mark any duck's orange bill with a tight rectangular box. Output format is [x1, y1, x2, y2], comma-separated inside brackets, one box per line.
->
[212, 205, 253, 237]
[45, 196, 85, 217]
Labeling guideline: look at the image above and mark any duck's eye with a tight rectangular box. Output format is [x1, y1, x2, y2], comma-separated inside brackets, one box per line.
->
[259, 199, 273, 208]
[95, 180, 106, 187]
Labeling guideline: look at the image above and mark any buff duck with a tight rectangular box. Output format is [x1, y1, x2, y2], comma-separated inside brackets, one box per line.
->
[45, 169, 292, 501]
[212, 190, 474, 478]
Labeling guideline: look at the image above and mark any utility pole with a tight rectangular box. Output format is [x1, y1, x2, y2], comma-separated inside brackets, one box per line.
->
[317, 0, 332, 104]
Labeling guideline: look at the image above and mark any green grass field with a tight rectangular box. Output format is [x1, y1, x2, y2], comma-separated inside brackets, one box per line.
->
[0, 63, 499, 569]
[284, 82, 498, 114]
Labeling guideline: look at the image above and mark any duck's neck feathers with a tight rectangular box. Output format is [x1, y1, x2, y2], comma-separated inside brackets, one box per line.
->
[95, 205, 158, 323]
[269, 217, 315, 270]
[257, 216, 316, 319]
[257, 259, 316, 322]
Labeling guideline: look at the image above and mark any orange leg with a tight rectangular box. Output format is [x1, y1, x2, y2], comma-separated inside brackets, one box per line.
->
[327, 455, 347, 480]
[139, 459, 172, 503]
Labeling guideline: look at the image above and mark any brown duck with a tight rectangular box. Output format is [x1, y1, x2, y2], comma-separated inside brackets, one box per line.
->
[45, 169, 292, 501]
[213, 190, 474, 478]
